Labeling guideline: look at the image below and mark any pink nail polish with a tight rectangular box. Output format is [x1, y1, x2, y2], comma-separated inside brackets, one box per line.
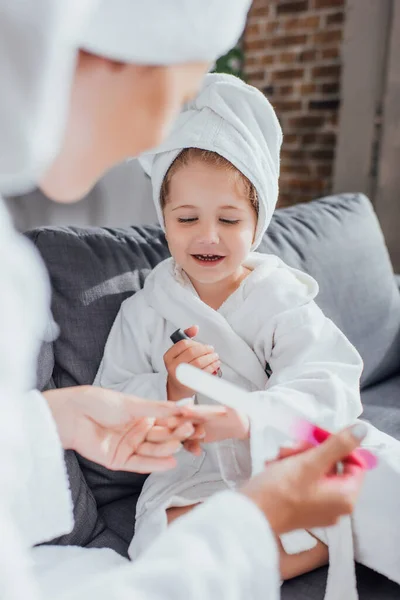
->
[293, 420, 377, 471]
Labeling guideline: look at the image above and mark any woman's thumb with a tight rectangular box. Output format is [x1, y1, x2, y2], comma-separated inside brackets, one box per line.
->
[311, 423, 368, 475]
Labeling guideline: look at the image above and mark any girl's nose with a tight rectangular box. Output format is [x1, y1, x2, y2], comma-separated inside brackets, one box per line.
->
[197, 221, 219, 245]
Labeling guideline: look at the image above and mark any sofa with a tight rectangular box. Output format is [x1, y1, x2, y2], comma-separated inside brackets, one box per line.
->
[27, 193, 400, 599]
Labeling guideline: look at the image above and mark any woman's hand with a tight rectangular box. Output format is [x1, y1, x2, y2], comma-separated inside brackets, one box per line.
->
[44, 385, 225, 472]
[240, 423, 367, 535]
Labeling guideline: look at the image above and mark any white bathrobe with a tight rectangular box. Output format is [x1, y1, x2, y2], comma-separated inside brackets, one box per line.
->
[95, 252, 400, 595]
[0, 0, 286, 597]
[0, 198, 280, 600]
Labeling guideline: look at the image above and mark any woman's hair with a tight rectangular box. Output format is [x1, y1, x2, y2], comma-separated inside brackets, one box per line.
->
[160, 147, 259, 214]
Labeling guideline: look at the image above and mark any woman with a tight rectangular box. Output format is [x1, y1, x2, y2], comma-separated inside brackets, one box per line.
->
[0, 2, 366, 599]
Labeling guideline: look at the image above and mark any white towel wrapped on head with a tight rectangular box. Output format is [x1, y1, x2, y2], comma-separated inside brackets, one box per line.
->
[80, 0, 252, 65]
[139, 73, 283, 250]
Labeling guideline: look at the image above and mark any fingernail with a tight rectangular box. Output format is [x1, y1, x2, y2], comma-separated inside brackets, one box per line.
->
[176, 397, 194, 406]
[174, 444, 183, 454]
[350, 422, 368, 440]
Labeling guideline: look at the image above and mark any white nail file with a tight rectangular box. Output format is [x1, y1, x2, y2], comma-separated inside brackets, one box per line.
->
[176, 363, 299, 439]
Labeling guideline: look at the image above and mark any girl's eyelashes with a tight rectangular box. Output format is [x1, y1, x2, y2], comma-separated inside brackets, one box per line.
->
[220, 219, 240, 225]
[177, 217, 240, 225]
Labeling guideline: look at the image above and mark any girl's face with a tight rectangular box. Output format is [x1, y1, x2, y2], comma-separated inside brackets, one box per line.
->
[164, 160, 257, 289]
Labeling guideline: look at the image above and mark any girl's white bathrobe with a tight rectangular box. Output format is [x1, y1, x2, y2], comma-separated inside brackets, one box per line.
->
[95, 252, 400, 596]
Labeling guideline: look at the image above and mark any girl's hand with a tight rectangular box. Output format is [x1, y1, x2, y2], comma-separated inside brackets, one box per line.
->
[164, 325, 221, 401]
[180, 404, 250, 443]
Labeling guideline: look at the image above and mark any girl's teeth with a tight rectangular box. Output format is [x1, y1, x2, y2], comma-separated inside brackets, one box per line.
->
[194, 254, 221, 262]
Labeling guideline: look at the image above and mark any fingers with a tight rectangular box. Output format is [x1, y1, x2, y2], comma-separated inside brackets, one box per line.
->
[145, 422, 194, 442]
[156, 415, 189, 429]
[163, 340, 194, 367]
[184, 325, 199, 338]
[203, 360, 221, 375]
[166, 339, 210, 362]
[189, 423, 206, 440]
[123, 396, 182, 419]
[179, 344, 215, 365]
[274, 442, 313, 461]
[146, 419, 205, 447]
[190, 352, 220, 370]
[183, 439, 203, 456]
[179, 404, 227, 423]
[322, 463, 365, 496]
[304, 424, 368, 478]
[314, 466, 365, 519]
[182, 423, 206, 456]
[139, 438, 183, 458]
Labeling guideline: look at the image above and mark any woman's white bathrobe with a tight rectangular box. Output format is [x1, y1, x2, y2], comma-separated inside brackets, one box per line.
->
[0, 205, 280, 600]
[0, 1, 285, 597]
[95, 252, 400, 595]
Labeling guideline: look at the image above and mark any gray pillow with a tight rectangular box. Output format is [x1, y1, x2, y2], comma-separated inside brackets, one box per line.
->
[258, 193, 400, 388]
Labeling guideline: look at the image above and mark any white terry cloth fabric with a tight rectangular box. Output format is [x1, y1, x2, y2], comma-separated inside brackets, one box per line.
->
[94, 252, 364, 574]
[318, 517, 358, 600]
[0, 1, 284, 598]
[0, 201, 73, 548]
[31, 492, 280, 600]
[0, 1, 96, 194]
[139, 73, 283, 250]
[0, 3, 278, 599]
[0, 197, 73, 600]
[0, 1, 251, 194]
[81, 0, 252, 65]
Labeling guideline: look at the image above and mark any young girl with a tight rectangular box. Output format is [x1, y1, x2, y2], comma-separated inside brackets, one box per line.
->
[95, 74, 400, 597]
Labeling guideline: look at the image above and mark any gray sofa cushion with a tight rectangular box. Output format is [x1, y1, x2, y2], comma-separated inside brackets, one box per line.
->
[26, 193, 400, 597]
[258, 193, 400, 388]
[361, 374, 400, 440]
[28, 225, 170, 389]
[29, 193, 400, 392]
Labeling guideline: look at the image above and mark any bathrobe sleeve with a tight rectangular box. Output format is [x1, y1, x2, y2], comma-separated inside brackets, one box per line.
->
[94, 293, 168, 401]
[14, 390, 74, 548]
[249, 298, 363, 467]
[0, 198, 74, 552]
[48, 492, 280, 600]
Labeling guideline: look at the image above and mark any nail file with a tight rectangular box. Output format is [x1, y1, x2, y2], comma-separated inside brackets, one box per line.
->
[176, 363, 299, 433]
[176, 397, 195, 407]
[176, 363, 377, 471]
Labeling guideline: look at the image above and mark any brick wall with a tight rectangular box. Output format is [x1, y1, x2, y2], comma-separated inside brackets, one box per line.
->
[243, 0, 345, 207]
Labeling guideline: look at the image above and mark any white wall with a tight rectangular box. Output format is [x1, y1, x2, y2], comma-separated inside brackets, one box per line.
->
[6, 159, 157, 232]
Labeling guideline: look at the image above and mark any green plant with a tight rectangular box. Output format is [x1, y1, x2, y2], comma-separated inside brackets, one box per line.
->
[213, 45, 245, 80]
